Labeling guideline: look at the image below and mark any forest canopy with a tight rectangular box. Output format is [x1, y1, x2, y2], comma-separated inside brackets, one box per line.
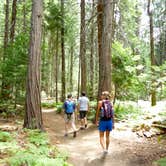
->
[0, 0, 165, 109]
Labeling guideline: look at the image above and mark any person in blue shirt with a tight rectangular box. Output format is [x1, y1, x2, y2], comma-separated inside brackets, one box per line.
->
[63, 94, 77, 137]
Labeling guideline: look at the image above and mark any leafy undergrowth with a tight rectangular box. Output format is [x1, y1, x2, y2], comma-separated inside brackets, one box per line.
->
[154, 157, 166, 166]
[0, 129, 72, 166]
[114, 102, 142, 121]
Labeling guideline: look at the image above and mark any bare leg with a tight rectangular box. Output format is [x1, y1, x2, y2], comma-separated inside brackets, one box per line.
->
[71, 114, 77, 137]
[80, 118, 84, 128]
[84, 117, 87, 127]
[65, 122, 69, 135]
[106, 130, 110, 151]
[71, 122, 77, 131]
[99, 131, 105, 151]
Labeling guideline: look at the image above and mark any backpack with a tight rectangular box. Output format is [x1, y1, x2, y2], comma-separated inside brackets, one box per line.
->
[65, 100, 75, 114]
[100, 100, 113, 119]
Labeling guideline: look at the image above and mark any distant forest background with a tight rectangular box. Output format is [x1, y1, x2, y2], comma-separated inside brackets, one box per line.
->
[0, 0, 165, 109]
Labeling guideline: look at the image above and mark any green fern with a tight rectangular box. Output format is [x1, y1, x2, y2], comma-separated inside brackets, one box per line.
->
[0, 131, 12, 142]
[2, 129, 72, 166]
[154, 157, 166, 166]
[26, 129, 49, 146]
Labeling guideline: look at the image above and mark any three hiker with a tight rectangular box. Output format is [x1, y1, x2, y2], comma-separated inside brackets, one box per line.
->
[63, 91, 114, 154]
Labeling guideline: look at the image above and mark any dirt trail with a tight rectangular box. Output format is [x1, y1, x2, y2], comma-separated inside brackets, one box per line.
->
[43, 109, 166, 166]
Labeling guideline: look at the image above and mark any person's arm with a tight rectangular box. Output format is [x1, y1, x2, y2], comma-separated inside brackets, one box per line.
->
[77, 98, 80, 111]
[77, 102, 80, 112]
[112, 106, 115, 129]
[62, 102, 66, 113]
[87, 99, 90, 112]
[73, 103, 77, 120]
[95, 101, 102, 125]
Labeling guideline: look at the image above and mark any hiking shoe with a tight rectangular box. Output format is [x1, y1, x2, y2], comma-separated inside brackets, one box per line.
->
[73, 131, 77, 138]
[80, 127, 85, 130]
[103, 150, 108, 155]
[64, 133, 68, 137]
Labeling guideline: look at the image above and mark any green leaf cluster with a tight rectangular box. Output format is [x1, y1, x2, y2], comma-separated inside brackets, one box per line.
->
[112, 41, 140, 100]
[0, 131, 12, 142]
[0, 129, 72, 166]
[154, 157, 166, 166]
[114, 102, 142, 121]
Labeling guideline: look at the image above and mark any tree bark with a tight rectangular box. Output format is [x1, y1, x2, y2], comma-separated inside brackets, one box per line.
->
[22, 0, 26, 33]
[89, 0, 95, 99]
[1, 0, 10, 99]
[147, 0, 156, 106]
[97, 0, 113, 98]
[24, 0, 43, 130]
[69, 45, 74, 92]
[55, 30, 59, 102]
[4, 0, 9, 49]
[61, 0, 66, 101]
[80, 0, 86, 93]
[10, 0, 17, 42]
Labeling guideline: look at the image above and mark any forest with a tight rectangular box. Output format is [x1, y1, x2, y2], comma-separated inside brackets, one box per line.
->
[0, 0, 166, 166]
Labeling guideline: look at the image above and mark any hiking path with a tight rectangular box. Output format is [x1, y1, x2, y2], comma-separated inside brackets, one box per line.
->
[43, 109, 166, 166]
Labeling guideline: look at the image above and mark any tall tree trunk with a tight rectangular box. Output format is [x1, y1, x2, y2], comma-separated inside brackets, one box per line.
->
[10, 0, 17, 42]
[97, 0, 103, 99]
[77, 57, 81, 99]
[10, 0, 17, 106]
[69, 45, 74, 92]
[61, 0, 66, 101]
[41, 24, 46, 93]
[89, 0, 95, 100]
[47, 34, 52, 96]
[80, 0, 86, 93]
[22, 0, 26, 33]
[55, 30, 59, 102]
[24, 0, 43, 130]
[4, 0, 9, 49]
[50, 40, 54, 97]
[1, 0, 9, 99]
[112, 0, 116, 41]
[147, 0, 156, 106]
[97, 0, 113, 98]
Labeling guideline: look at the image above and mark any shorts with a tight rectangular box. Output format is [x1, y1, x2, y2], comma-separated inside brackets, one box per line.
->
[98, 120, 113, 132]
[79, 111, 87, 119]
[64, 113, 75, 123]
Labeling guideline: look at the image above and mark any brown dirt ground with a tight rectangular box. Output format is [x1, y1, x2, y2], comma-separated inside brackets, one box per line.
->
[43, 109, 166, 166]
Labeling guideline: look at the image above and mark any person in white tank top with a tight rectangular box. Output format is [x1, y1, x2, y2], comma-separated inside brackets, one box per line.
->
[77, 92, 89, 129]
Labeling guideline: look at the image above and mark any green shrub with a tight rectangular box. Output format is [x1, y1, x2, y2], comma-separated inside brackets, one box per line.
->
[154, 157, 166, 166]
[7, 144, 71, 166]
[41, 101, 63, 114]
[0, 101, 24, 117]
[26, 129, 49, 146]
[0, 131, 12, 142]
[56, 105, 63, 114]
[0, 141, 19, 155]
[87, 108, 96, 122]
[5, 129, 72, 166]
[55, 103, 63, 114]
[89, 101, 97, 108]
[41, 102, 57, 108]
[114, 102, 142, 120]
